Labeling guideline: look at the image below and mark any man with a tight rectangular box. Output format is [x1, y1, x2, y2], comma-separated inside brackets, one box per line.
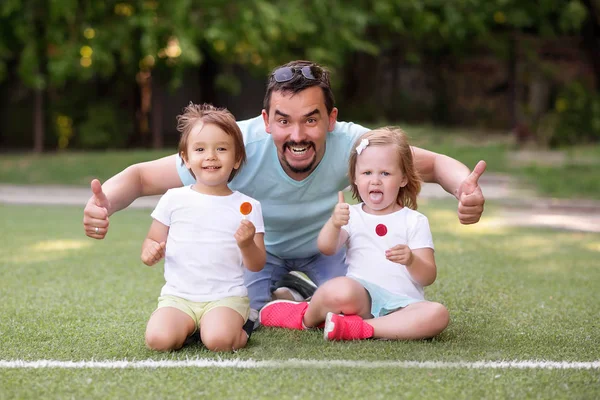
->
[83, 60, 486, 314]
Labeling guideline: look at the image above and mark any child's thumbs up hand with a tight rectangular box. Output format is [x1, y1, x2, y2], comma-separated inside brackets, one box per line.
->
[332, 191, 350, 228]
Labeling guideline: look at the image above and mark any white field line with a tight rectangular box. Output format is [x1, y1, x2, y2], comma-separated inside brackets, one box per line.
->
[0, 359, 599, 370]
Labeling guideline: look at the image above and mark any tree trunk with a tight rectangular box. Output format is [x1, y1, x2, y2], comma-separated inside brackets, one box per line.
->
[507, 34, 518, 130]
[33, 88, 44, 153]
[430, 54, 450, 125]
[32, 4, 47, 153]
[198, 48, 218, 103]
[581, 0, 600, 90]
[151, 76, 164, 149]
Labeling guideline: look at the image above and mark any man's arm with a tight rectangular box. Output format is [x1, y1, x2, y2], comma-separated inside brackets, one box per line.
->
[411, 146, 486, 225]
[83, 154, 184, 239]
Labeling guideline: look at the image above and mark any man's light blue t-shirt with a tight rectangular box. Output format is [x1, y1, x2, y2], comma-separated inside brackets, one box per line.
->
[176, 115, 369, 259]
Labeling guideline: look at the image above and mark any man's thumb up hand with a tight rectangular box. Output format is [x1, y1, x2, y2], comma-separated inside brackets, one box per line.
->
[456, 160, 486, 225]
[83, 179, 111, 239]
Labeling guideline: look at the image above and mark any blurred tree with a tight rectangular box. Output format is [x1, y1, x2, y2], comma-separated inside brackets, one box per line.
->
[1, 0, 378, 150]
[580, 0, 600, 90]
[365, 0, 589, 59]
[0, 0, 594, 150]
[1, 0, 50, 152]
[358, 0, 592, 135]
[0, 0, 204, 151]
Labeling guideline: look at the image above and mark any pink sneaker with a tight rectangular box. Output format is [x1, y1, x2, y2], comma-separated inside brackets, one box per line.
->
[323, 312, 374, 341]
[259, 300, 309, 330]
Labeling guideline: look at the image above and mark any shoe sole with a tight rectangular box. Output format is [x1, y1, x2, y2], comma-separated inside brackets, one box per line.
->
[258, 299, 303, 325]
[275, 272, 317, 299]
[289, 271, 318, 289]
[323, 312, 335, 341]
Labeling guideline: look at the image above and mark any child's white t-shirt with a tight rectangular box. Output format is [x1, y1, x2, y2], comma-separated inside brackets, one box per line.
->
[151, 186, 264, 302]
[176, 115, 369, 259]
[342, 204, 434, 300]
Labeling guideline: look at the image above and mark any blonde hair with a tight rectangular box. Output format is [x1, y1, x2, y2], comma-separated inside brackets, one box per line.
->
[348, 127, 421, 210]
[177, 103, 246, 182]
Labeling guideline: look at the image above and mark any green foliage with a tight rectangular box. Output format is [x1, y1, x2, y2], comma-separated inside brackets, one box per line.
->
[0, 0, 595, 149]
[200, 0, 378, 83]
[0, 0, 384, 150]
[0, 0, 205, 89]
[77, 102, 132, 149]
[0, 1, 591, 88]
[546, 82, 600, 147]
[369, 0, 590, 58]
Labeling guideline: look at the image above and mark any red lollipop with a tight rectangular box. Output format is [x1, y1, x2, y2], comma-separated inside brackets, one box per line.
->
[375, 224, 388, 237]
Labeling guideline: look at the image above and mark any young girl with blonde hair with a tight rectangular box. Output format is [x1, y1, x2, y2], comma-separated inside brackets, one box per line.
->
[260, 127, 449, 341]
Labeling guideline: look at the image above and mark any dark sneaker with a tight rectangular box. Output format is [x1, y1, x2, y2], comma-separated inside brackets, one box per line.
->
[274, 272, 317, 300]
[243, 308, 259, 339]
[323, 312, 374, 341]
[259, 300, 309, 330]
[183, 330, 201, 346]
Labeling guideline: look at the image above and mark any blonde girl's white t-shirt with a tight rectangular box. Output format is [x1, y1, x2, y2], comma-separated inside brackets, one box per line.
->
[150, 186, 265, 302]
[342, 204, 434, 300]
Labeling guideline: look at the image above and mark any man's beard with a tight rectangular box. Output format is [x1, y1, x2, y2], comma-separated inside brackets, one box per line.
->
[284, 157, 316, 174]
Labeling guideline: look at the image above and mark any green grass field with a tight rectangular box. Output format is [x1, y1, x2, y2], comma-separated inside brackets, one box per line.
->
[1, 200, 599, 399]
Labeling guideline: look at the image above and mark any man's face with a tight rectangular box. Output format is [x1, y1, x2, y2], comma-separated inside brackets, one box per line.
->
[262, 86, 338, 181]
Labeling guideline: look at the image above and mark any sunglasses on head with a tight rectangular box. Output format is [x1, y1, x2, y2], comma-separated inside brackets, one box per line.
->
[271, 65, 325, 83]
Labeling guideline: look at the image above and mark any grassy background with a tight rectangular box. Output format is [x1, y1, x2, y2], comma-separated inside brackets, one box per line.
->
[403, 124, 600, 200]
[1, 124, 600, 199]
[0, 150, 173, 186]
[1, 200, 599, 398]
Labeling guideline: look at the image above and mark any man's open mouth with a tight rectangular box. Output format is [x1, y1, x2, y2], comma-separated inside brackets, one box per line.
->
[285, 142, 314, 156]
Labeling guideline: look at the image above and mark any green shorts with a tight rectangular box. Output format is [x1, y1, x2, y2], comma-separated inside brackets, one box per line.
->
[155, 295, 250, 329]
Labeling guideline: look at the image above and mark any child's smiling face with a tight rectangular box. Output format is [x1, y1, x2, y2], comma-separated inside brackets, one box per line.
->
[183, 122, 240, 195]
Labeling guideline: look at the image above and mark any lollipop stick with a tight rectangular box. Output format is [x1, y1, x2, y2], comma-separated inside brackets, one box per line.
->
[375, 223, 392, 250]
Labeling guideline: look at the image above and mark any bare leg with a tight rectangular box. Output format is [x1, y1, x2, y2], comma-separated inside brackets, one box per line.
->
[272, 287, 302, 301]
[200, 307, 247, 352]
[145, 307, 196, 351]
[366, 301, 449, 340]
[303, 277, 371, 327]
